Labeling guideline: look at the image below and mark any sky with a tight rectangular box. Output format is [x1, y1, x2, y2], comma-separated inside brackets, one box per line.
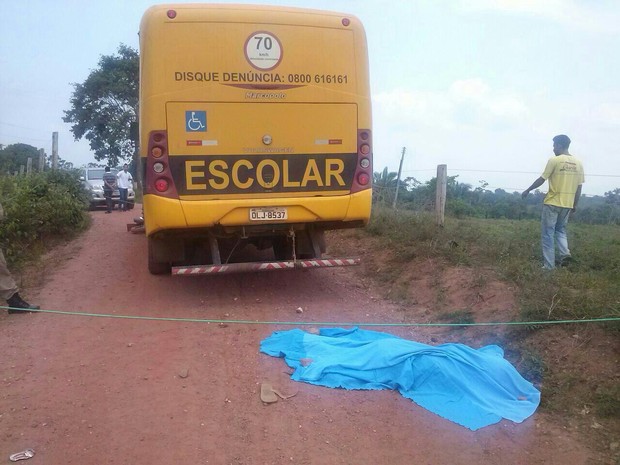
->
[1, 0, 619, 196]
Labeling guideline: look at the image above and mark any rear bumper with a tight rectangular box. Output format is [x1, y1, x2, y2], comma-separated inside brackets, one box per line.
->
[173, 257, 360, 275]
[90, 191, 136, 206]
[143, 190, 371, 236]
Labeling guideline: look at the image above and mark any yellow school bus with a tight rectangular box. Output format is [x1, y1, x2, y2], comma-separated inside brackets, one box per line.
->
[139, 4, 372, 274]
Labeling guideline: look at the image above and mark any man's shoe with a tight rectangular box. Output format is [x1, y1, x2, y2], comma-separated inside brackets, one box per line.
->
[6, 293, 39, 314]
[560, 256, 573, 267]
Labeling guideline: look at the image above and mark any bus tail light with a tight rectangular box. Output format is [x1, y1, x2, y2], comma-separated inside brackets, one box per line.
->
[145, 130, 179, 199]
[155, 178, 170, 192]
[350, 129, 372, 194]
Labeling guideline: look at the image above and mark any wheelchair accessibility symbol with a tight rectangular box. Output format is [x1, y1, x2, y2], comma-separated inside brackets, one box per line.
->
[186, 111, 206, 132]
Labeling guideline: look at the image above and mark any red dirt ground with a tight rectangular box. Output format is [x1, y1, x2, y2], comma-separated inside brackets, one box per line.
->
[0, 209, 607, 464]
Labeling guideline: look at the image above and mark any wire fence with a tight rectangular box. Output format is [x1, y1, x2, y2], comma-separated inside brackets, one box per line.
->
[386, 167, 620, 198]
[373, 164, 620, 225]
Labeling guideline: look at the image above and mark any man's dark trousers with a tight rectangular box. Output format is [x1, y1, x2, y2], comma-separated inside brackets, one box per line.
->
[104, 189, 113, 213]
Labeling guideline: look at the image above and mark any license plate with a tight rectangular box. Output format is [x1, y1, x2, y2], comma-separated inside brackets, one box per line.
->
[249, 207, 288, 221]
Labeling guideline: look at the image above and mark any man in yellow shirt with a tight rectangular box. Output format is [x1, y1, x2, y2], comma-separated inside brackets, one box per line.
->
[522, 135, 585, 269]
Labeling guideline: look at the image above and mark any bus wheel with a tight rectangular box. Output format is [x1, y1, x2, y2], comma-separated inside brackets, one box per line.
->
[273, 236, 293, 260]
[148, 237, 171, 275]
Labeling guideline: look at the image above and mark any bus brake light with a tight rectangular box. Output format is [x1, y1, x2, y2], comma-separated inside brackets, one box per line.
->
[155, 178, 169, 192]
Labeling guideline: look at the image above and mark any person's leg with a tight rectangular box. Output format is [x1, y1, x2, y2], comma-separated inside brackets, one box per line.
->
[555, 207, 571, 262]
[541, 204, 558, 269]
[0, 249, 37, 313]
[0, 249, 19, 301]
[104, 190, 112, 213]
[120, 188, 128, 211]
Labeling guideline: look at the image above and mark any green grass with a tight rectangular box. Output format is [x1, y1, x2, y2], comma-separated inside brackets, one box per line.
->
[364, 206, 620, 323]
[594, 384, 620, 418]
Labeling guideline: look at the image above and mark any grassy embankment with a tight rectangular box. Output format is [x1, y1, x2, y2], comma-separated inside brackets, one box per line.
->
[332, 206, 619, 424]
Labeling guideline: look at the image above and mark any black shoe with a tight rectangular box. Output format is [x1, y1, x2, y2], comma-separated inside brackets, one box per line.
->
[7, 293, 39, 314]
[105, 211, 112, 214]
[560, 256, 573, 267]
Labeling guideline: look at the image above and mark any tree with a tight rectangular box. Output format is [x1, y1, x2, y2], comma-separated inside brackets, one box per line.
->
[0, 143, 40, 174]
[373, 167, 398, 205]
[604, 188, 620, 205]
[63, 44, 139, 168]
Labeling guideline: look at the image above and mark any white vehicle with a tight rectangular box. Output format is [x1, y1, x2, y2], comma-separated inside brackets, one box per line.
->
[80, 168, 135, 210]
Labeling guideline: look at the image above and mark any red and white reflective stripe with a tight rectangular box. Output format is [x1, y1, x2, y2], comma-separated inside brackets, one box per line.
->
[172, 258, 360, 275]
[299, 258, 359, 268]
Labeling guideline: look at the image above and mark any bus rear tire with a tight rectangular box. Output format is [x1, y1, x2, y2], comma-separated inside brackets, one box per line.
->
[148, 237, 171, 275]
[273, 236, 293, 260]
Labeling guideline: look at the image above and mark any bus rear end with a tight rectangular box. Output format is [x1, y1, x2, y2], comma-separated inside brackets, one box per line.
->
[139, 4, 372, 274]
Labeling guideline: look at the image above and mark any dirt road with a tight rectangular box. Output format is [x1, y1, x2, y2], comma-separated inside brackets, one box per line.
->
[0, 210, 597, 464]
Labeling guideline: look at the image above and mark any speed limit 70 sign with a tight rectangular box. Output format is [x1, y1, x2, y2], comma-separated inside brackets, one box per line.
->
[244, 31, 283, 71]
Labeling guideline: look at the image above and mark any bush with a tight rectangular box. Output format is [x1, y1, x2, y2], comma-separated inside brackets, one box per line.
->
[0, 171, 90, 266]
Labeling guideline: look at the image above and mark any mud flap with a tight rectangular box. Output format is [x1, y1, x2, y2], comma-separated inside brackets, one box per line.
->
[209, 236, 222, 265]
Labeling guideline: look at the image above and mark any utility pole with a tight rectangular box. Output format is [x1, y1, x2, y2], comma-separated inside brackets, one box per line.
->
[52, 132, 59, 170]
[392, 146, 406, 209]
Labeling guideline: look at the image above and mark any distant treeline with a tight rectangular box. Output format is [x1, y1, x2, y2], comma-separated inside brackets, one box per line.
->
[0, 143, 73, 173]
[373, 168, 620, 225]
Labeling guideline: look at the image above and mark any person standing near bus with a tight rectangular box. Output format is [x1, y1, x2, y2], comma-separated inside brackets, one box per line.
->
[102, 166, 117, 213]
[0, 202, 40, 314]
[522, 135, 585, 270]
[116, 164, 133, 212]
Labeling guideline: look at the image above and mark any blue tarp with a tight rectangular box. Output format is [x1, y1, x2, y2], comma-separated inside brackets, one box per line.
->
[260, 327, 540, 430]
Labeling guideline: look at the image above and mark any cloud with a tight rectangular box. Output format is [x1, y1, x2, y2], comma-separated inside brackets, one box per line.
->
[457, 0, 620, 34]
[373, 78, 529, 131]
[591, 102, 620, 127]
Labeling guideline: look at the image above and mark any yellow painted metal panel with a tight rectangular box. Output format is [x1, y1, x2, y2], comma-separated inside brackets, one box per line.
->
[166, 103, 357, 156]
[143, 195, 187, 236]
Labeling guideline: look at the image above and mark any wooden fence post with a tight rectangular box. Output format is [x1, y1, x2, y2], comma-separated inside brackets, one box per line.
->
[38, 148, 45, 171]
[436, 164, 447, 227]
[52, 132, 59, 170]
